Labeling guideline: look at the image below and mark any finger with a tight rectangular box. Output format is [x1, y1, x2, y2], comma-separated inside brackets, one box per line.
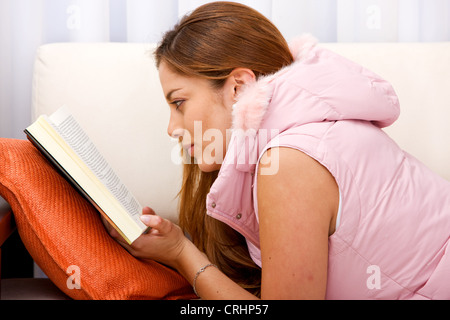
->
[109, 227, 120, 239]
[142, 207, 156, 216]
[140, 215, 172, 234]
[101, 216, 113, 233]
[107, 224, 129, 245]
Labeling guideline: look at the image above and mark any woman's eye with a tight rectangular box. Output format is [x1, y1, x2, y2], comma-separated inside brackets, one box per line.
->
[172, 100, 184, 110]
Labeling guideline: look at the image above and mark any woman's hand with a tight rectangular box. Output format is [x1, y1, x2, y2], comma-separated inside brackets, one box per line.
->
[102, 208, 258, 300]
[105, 207, 189, 268]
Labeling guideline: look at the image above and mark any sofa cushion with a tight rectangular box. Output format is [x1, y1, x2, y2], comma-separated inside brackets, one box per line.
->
[0, 138, 195, 300]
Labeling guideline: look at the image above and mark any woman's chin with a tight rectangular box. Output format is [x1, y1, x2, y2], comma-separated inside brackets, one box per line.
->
[197, 161, 222, 173]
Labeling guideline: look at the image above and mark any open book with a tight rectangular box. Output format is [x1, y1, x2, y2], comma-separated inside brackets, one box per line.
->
[24, 106, 149, 245]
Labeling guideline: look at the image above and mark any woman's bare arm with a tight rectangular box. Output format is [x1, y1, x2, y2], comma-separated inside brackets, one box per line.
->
[257, 147, 339, 299]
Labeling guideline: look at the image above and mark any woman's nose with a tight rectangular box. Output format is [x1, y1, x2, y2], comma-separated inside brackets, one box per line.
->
[167, 116, 184, 139]
[169, 127, 185, 139]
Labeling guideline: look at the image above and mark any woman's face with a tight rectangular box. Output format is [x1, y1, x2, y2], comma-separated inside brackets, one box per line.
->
[159, 61, 235, 172]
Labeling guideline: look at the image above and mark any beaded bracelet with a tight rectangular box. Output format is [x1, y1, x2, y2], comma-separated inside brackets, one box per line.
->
[193, 263, 218, 297]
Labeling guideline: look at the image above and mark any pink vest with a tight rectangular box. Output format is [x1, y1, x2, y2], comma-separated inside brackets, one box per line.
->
[206, 36, 450, 299]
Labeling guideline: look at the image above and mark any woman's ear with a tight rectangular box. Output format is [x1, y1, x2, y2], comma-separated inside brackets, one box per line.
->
[222, 68, 256, 109]
[230, 68, 256, 97]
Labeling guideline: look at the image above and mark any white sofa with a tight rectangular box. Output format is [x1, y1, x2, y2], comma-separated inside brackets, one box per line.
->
[32, 42, 450, 226]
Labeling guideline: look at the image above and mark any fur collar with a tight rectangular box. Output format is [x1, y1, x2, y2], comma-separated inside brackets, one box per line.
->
[231, 34, 318, 132]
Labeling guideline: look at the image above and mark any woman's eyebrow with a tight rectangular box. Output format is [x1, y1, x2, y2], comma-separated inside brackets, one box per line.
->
[166, 88, 182, 102]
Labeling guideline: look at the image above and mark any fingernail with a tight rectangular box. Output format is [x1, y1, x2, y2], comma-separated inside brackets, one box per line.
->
[140, 215, 152, 225]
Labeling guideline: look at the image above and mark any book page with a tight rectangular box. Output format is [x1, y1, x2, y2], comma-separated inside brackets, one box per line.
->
[48, 107, 143, 224]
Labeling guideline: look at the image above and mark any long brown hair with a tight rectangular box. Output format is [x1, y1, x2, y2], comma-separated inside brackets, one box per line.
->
[155, 1, 294, 296]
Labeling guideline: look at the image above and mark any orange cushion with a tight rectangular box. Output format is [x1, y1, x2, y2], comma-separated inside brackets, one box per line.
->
[0, 138, 195, 300]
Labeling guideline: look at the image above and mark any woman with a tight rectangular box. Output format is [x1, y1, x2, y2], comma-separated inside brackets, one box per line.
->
[107, 2, 450, 299]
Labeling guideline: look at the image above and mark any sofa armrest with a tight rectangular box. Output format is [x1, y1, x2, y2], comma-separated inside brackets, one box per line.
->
[0, 198, 69, 300]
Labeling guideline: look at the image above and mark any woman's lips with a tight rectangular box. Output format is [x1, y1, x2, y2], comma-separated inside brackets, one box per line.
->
[184, 144, 195, 157]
